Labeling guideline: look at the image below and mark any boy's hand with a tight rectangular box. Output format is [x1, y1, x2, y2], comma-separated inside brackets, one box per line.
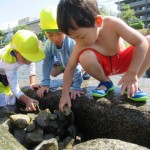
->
[69, 89, 84, 100]
[36, 86, 50, 98]
[30, 83, 42, 90]
[25, 98, 39, 112]
[59, 94, 71, 112]
[118, 72, 139, 98]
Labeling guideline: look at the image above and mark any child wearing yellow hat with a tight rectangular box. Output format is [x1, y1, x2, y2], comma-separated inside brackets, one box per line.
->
[37, 6, 84, 98]
[0, 30, 45, 111]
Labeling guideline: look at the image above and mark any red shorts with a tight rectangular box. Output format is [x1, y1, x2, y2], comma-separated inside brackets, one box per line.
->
[78, 46, 134, 76]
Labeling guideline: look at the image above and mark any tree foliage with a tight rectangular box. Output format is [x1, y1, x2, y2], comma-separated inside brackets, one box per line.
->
[118, 3, 141, 25]
[0, 30, 4, 43]
[99, 7, 109, 16]
[13, 25, 30, 34]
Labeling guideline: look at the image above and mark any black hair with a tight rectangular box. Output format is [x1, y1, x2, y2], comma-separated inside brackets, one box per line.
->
[57, 0, 101, 35]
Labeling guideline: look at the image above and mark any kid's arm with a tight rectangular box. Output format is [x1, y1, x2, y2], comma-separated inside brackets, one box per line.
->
[28, 62, 41, 89]
[19, 94, 39, 111]
[112, 17, 149, 95]
[59, 45, 79, 112]
[5, 64, 38, 111]
[37, 40, 54, 98]
[70, 64, 83, 91]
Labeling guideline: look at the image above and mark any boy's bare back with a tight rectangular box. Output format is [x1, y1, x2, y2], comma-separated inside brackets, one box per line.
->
[70, 16, 146, 59]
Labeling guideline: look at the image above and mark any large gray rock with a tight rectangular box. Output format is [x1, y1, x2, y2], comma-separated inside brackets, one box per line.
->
[0, 118, 27, 150]
[72, 138, 149, 150]
[23, 87, 150, 149]
[0, 85, 150, 150]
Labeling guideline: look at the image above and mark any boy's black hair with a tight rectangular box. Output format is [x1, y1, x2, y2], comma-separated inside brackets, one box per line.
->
[57, 0, 101, 35]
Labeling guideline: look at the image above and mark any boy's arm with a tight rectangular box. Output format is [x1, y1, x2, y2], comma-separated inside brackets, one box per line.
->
[112, 17, 149, 94]
[70, 64, 83, 91]
[41, 41, 54, 87]
[37, 41, 54, 98]
[5, 64, 37, 111]
[28, 62, 41, 89]
[113, 17, 148, 75]
[59, 45, 79, 112]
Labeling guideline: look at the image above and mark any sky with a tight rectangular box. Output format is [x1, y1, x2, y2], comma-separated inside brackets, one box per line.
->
[0, 0, 118, 30]
[0, 0, 59, 30]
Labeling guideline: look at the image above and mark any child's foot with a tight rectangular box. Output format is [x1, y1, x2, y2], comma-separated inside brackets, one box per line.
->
[92, 80, 115, 97]
[83, 72, 90, 80]
[124, 90, 149, 101]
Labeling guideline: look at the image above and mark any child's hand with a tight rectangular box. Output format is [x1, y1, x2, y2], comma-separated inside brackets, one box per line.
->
[118, 72, 139, 98]
[69, 89, 84, 100]
[59, 94, 71, 112]
[30, 83, 42, 90]
[37, 86, 50, 98]
[25, 98, 39, 112]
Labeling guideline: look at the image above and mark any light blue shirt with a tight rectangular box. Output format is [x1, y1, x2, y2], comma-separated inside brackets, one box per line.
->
[42, 36, 83, 91]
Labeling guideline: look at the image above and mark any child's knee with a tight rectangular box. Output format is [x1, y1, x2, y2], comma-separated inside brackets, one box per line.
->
[79, 50, 97, 66]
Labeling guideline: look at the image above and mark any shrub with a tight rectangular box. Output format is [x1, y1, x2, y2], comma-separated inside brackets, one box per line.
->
[147, 23, 150, 28]
[130, 22, 144, 29]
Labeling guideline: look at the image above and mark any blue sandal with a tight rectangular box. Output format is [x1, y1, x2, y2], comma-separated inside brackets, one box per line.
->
[92, 81, 115, 97]
[124, 89, 149, 101]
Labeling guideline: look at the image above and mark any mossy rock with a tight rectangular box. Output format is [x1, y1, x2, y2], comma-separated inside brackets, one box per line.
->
[22, 87, 150, 149]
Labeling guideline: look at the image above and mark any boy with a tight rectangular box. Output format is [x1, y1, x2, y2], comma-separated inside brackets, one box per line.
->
[0, 30, 45, 111]
[37, 6, 84, 98]
[57, 0, 150, 112]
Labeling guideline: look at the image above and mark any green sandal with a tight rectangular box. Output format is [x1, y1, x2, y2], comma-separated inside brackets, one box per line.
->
[92, 81, 114, 97]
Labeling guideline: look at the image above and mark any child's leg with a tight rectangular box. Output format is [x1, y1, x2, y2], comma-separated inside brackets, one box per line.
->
[79, 50, 114, 97]
[50, 60, 64, 77]
[51, 66, 64, 77]
[79, 50, 109, 82]
[138, 35, 150, 78]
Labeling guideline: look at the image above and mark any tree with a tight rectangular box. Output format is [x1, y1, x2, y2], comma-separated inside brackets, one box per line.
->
[13, 25, 30, 34]
[118, 3, 140, 25]
[0, 30, 4, 45]
[37, 32, 45, 42]
[99, 7, 109, 16]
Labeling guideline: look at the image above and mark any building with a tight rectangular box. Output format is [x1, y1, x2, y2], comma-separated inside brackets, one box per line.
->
[18, 17, 41, 34]
[26, 19, 40, 34]
[2, 17, 41, 43]
[117, 0, 150, 27]
[18, 17, 38, 26]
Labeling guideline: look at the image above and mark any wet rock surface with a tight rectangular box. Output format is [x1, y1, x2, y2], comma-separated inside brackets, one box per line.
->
[7, 107, 78, 150]
[22, 87, 150, 149]
[0, 118, 27, 150]
[72, 138, 149, 150]
[0, 74, 150, 149]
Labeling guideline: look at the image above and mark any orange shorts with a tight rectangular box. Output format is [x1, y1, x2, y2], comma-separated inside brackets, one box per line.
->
[78, 46, 134, 76]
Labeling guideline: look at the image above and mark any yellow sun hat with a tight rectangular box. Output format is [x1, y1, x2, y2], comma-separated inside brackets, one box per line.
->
[10, 30, 45, 62]
[40, 6, 59, 32]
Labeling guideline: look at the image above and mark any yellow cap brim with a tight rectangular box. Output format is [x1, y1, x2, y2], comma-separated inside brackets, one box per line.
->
[20, 47, 45, 62]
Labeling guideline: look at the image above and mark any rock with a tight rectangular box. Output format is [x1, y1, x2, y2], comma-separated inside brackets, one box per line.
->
[146, 67, 150, 77]
[10, 114, 30, 129]
[72, 138, 149, 150]
[34, 138, 58, 150]
[22, 88, 150, 148]
[26, 119, 36, 132]
[63, 105, 72, 116]
[25, 126, 43, 144]
[13, 128, 26, 145]
[0, 118, 27, 150]
[36, 109, 51, 128]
